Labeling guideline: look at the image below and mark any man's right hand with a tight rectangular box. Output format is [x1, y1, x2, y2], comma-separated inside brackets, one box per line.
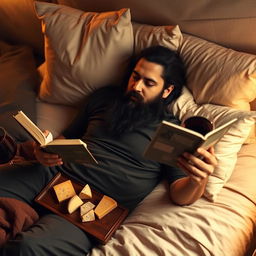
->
[34, 143, 63, 166]
[33, 130, 64, 166]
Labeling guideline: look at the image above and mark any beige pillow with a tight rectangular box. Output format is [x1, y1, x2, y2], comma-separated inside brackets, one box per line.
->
[132, 22, 183, 55]
[34, 2, 133, 106]
[179, 34, 256, 111]
[170, 87, 256, 201]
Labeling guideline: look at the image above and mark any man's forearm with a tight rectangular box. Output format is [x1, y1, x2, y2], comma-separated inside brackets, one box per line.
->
[169, 176, 208, 206]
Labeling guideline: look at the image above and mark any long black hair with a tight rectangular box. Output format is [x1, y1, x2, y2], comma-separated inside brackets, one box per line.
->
[124, 45, 186, 105]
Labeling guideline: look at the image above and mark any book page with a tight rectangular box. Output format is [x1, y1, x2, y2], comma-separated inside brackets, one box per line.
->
[144, 123, 203, 167]
[201, 119, 237, 149]
[144, 118, 238, 167]
[205, 118, 238, 140]
[13, 111, 48, 145]
[47, 139, 84, 146]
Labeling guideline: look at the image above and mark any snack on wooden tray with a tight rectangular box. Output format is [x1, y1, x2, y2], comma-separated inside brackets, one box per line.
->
[36, 172, 129, 244]
[79, 184, 92, 199]
[53, 180, 118, 221]
[53, 180, 76, 202]
[94, 195, 117, 219]
[81, 209, 95, 222]
[80, 201, 95, 216]
[68, 195, 83, 214]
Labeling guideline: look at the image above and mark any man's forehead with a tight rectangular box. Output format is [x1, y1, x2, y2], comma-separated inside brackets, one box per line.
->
[135, 58, 163, 70]
[133, 58, 164, 78]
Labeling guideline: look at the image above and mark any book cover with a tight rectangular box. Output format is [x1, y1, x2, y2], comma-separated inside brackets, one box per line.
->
[144, 118, 238, 167]
[13, 111, 97, 164]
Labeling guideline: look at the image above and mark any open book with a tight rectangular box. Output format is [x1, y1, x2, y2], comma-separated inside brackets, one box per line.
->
[144, 118, 238, 167]
[13, 111, 97, 164]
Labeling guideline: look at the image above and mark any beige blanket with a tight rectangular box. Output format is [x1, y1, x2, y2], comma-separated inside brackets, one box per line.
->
[90, 143, 256, 256]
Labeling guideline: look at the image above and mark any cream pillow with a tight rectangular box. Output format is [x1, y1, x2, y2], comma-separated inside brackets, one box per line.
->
[179, 34, 256, 111]
[34, 2, 133, 106]
[132, 22, 183, 55]
[170, 87, 256, 201]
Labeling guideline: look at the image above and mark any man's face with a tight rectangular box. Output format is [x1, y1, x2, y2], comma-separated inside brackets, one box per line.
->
[126, 58, 173, 103]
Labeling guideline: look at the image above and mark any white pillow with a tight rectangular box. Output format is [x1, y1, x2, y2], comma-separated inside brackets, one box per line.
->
[34, 2, 133, 106]
[170, 87, 256, 201]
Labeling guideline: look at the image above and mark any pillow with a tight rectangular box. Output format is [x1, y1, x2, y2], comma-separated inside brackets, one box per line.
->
[0, 0, 44, 55]
[34, 2, 134, 106]
[132, 22, 183, 55]
[224, 143, 256, 204]
[179, 34, 256, 111]
[170, 87, 256, 201]
[0, 41, 38, 142]
[36, 99, 78, 139]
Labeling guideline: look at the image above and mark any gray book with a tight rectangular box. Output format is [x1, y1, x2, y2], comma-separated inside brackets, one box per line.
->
[144, 118, 238, 167]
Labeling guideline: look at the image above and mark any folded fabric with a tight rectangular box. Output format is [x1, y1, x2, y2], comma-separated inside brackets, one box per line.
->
[0, 197, 39, 246]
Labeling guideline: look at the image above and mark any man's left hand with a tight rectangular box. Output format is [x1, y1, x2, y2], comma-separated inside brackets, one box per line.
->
[177, 146, 217, 185]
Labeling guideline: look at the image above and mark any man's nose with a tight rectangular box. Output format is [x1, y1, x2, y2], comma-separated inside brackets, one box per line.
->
[133, 79, 143, 91]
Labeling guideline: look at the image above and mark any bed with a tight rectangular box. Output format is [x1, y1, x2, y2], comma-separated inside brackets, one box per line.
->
[0, 0, 255, 255]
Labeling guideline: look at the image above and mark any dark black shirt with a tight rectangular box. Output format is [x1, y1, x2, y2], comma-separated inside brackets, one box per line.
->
[62, 86, 186, 210]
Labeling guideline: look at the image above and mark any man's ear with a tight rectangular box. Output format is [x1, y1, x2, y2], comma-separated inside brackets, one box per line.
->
[162, 85, 174, 99]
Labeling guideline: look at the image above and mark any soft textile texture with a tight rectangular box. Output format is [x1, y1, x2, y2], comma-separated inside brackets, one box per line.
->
[90, 144, 256, 256]
[225, 143, 256, 204]
[0, 41, 38, 142]
[179, 34, 256, 111]
[35, 2, 133, 106]
[0, 197, 39, 246]
[36, 99, 78, 138]
[0, 0, 44, 55]
[170, 87, 256, 201]
[132, 22, 183, 55]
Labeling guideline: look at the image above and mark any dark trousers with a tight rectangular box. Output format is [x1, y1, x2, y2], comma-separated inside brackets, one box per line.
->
[0, 162, 94, 256]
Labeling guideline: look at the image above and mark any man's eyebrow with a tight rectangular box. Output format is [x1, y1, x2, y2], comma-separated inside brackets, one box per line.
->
[133, 70, 157, 84]
[133, 70, 140, 76]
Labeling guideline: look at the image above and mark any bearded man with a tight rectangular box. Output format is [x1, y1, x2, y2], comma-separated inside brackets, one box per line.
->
[0, 46, 217, 256]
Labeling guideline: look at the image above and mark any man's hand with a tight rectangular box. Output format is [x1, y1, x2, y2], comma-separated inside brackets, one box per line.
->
[33, 130, 64, 166]
[34, 144, 63, 166]
[177, 147, 217, 185]
[169, 146, 217, 205]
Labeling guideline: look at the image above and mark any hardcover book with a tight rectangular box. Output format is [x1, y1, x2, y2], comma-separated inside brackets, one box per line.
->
[13, 111, 97, 164]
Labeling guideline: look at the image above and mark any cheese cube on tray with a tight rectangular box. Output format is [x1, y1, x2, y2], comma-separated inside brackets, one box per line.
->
[53, 180, 76, 202]
[94, 195, 117, 219]
[80, 201, 95, 216]
[81, 209, 95, 222]
[68, 195, 83, 214]
[79, 184, 92, 199]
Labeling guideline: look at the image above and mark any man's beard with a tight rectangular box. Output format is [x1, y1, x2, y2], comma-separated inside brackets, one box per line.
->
[105, 90, 166, 137]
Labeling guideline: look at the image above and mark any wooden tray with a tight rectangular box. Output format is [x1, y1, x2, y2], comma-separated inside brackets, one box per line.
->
[35, 172, 129, 244]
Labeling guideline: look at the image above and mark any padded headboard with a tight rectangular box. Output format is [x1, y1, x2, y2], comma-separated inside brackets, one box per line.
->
[0, 0, 255, 55]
